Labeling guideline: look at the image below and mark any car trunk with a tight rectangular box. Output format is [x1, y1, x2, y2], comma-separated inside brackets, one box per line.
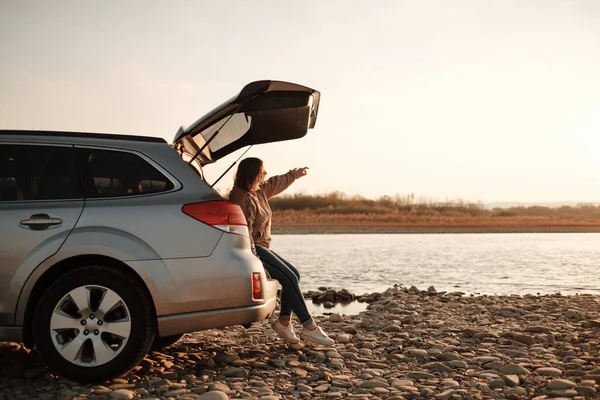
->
[172, 80, 320, 167]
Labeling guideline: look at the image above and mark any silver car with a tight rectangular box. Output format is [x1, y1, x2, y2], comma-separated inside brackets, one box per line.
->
[0, 80, 320, 383]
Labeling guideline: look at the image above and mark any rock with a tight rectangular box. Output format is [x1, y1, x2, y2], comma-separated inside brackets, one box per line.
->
[483, 361, 504, 370]
[344, 327, 358, 334]
[473, 356, 501, 364]
[314, 384, 331, 392]
[505, 387, 528, 396]
[547, 379, 577, 390]
[536, 367, 563, 377]
[360, 380, 390, 389]
[336, 334, 351, 343]
[57, 389, 78, 400]
[366, 361, 388, 369]
[503, 375, 520, 387]
[329, 313, 344, 323]
[405, 348, 428, 358]
[392, 379, 415, 388]
[267, 359, 287, 368]
[424, 362, 453, 373]
[434, 389, 455, 400]
[213, 353, 239, 364]
[407, 371, 435, 380]
[576, 386, 598, 396]
[448, 360, 468, 369]
[197, 392, 229, 400]
[489, 379, 506, 389]
[292, 368, 308, 377]
[383, 324, 403, 332]
[408, 286, 420, 294]
[513, 333, 535, 345]
[549, 389, 578, 397]
[93, 386, 112, 394]
[296, 384, 313, 392]
[161, 371, 178, 380]
[441, 379, 459, 389]
[439, 352, 461, 361]
[110, 390, 135, 400]
[163, 388, 191, 397]
[222, 367, 248, 378]
[583, 374, 600, 382]
[499, 364, 531, 375]
[524, 325, 551, 333]
[209, 383, 231, 392]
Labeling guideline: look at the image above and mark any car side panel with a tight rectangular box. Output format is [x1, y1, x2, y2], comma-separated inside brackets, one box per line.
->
[158, 232, 272, 315]
[74, 198, 223, 259]
[0, 201, 83, 326]
[13, 226, 183, 325]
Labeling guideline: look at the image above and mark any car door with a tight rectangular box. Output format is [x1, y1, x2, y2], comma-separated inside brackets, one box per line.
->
[0, 143, 84, 326]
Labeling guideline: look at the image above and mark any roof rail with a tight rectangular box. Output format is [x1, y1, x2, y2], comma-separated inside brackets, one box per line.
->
[0, 130, 166, 143]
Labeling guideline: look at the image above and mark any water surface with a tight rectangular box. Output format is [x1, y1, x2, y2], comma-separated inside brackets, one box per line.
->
[272, 233, 600, 297]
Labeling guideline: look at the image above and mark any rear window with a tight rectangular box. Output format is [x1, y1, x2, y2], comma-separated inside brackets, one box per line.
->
[198, 113, 252, 153]
[76, 148, 174, 198]
[0, 144, 82, 202]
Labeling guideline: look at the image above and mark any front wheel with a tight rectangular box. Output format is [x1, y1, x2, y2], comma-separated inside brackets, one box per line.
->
[33, 266, 155, 383]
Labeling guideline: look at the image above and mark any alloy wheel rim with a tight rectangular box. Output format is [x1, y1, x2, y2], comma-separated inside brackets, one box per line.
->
[49, 285, 131, 367]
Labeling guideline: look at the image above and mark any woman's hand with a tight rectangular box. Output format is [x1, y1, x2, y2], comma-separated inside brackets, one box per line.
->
[290, 167, 309, 179]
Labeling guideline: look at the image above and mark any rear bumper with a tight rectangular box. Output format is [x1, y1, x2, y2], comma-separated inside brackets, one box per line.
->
[157, 291, 277, 337]
[0, 326, 22, 342]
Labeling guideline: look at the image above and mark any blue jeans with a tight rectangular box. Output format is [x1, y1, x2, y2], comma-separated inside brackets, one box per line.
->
[255, 246, 312, 324]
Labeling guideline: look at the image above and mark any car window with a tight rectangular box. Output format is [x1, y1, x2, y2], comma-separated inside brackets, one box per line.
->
[0, 144, 82, 202]
[76, 148, 174, 198]
[197, 113, 252, 153]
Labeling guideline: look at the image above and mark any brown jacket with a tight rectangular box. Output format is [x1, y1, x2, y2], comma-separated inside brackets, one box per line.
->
[229, 172, 297, 254]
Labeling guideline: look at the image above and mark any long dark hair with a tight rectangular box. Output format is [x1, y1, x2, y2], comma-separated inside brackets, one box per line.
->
[234, 157, 263, 191]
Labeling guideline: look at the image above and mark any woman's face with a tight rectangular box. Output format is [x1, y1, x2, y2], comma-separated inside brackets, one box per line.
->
[251, 164, 267, 190]
[259, 165, 267, 181]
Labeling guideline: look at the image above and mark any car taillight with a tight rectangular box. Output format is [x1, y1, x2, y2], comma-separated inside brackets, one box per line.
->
[182, 200, 249, 236]
[252, 273, 262, 300]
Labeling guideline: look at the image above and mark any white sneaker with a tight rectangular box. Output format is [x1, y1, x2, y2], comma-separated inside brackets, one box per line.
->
[300, 325, 335, 346]
[271, 320, 300, 344]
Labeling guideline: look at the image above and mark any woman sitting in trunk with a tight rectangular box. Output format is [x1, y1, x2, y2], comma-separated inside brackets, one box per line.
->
[229, 158, 334, 346]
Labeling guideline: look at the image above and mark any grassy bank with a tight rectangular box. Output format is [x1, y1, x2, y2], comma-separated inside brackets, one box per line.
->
[269, 193, 600, 233]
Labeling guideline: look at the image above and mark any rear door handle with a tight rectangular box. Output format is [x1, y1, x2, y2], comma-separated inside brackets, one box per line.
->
[20, 214, 63, 231]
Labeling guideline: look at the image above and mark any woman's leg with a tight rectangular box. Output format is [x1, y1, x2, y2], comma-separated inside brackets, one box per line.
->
[270, 250, 300, 320]
[256, 246, 335, 345]
[255, 246, 312, 325]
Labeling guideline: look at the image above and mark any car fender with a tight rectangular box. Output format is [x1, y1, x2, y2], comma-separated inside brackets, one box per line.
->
[14, 226, 179, 325]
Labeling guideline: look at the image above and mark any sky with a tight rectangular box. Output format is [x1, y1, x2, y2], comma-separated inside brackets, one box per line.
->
[1, 0, 599, 204]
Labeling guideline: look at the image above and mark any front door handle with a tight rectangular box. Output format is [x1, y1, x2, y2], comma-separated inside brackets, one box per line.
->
[20, 214, 63, 231]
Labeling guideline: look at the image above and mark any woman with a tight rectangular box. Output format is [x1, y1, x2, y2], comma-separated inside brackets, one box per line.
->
[229, 158, 334, 346]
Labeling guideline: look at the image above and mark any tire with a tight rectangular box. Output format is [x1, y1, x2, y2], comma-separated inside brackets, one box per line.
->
[151, 333, 184, 351]
[33, 265, 155, 383]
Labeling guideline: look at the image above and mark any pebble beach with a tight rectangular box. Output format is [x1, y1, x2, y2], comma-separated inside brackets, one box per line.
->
[2, 285, 600, 400]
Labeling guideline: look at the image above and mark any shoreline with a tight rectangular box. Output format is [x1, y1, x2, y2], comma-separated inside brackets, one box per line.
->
[3, 287, 600, 399]
[2, 287, 600, 399]
[272, 225, 600, 234]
